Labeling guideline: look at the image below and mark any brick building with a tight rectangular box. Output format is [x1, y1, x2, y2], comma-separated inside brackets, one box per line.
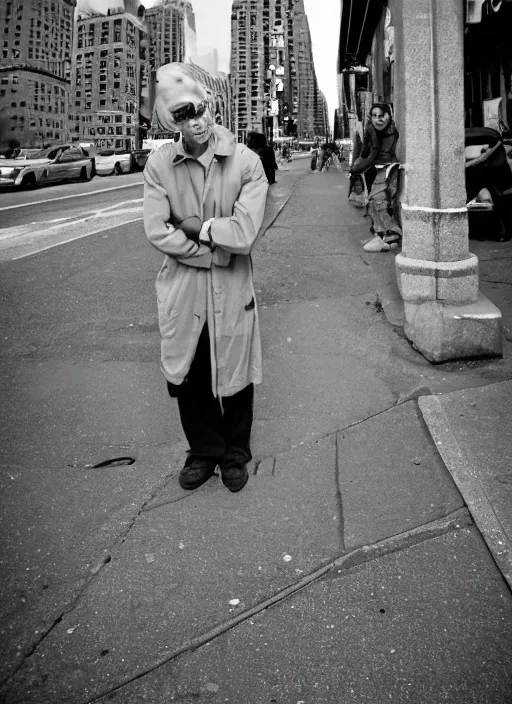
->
[71, 1, 148, 150]
[230, 0, 327, 144]
[0, 0, 76, 149]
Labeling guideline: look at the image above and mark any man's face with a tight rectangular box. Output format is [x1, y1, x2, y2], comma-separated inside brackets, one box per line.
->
[371, 108, 390, 131]
[172, 101, 213, 147]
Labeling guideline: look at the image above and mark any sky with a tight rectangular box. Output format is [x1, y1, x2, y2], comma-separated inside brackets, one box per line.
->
[141, 0, 341, 127]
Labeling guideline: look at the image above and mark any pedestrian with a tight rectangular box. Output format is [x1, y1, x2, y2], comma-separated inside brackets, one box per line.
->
[246, 131, 278, 185]
[143, 63, 269, 493]
[316, 142, 332, 171]
[350, 103, 402, 252]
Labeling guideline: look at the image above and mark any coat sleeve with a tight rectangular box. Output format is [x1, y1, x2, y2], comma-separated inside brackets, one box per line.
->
[209, 149, 269, 255]
[351, 128, 379, 174]
[143, 152, 212, 269]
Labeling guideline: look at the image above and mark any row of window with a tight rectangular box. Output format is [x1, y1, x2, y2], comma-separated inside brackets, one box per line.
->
[79, 126, 132, 136]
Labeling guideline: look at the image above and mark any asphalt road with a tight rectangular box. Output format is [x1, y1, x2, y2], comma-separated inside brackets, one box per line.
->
[0, 157, 308, 261]
[2, 158, 512, 703]
[0, 173, 144, 229]
[0, 171, 144, 220]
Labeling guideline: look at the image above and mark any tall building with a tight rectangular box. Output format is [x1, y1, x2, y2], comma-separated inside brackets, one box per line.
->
[145, 0, 186, 70]
[0, 0, 76, 148]
[230, 0, 327, 143]
[230, 0, 266, 142]
[72, 1, 148, 150]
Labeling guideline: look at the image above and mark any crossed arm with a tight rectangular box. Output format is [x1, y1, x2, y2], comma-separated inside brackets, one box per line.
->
[143, 150, 269, 268]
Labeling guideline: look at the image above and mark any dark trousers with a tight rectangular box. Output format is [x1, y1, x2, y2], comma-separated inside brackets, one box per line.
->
[167, 325, 254, 467]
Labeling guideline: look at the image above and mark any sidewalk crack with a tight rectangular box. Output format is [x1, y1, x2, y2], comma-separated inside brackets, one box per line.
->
[0, 466, 179, 689]
[84, 508, 471, 704]
[334, 432, 346, 552]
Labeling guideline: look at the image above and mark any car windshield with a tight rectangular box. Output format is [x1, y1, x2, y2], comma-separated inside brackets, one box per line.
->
[97, 150, 115, 156]
[15, 149, 44, 159]
[38, 146, 73, 160]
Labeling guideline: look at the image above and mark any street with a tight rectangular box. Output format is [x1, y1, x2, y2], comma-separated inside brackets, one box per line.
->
[0, 159, 305, 262]
[1, 159, 512, 703]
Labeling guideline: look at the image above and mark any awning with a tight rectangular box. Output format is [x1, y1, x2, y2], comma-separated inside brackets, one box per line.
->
[337, 0, 387, 72]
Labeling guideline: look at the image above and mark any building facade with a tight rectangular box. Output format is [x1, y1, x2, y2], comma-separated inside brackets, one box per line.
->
[230, 0, 327, 144]
[72, 1, 148, 150]
[145, 0, 186, 71]
[0, 0, 76, 149]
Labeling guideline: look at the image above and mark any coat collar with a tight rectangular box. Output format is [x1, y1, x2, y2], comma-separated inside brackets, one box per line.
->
[172, 125, 236, 165]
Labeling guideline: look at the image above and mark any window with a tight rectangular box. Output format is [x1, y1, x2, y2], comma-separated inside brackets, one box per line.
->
[59, 147, 82, 163]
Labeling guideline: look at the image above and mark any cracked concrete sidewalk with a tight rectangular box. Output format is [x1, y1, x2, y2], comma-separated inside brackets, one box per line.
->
[1, 168, 512, 703]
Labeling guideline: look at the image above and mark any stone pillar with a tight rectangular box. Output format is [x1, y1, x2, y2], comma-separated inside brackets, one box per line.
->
[392, 0, 502, 362]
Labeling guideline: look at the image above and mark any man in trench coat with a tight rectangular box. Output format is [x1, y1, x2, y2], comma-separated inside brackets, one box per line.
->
[143, 63, 268, 493]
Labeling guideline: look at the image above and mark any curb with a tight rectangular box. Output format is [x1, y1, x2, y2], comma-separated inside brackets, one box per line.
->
[418, 395, 512, 590]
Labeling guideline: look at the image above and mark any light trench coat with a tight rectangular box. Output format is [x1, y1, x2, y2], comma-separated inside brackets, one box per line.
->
[143, 125, 269, 397]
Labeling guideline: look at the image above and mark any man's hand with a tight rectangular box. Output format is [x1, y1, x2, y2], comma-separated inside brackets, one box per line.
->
[173, 216, 203, 242]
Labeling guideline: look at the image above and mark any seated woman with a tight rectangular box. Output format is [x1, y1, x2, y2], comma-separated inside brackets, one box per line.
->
[350, 103, 402, 252]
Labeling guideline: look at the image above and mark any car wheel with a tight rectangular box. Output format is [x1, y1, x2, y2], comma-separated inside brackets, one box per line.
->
[80, 166, 91, 182]
[114, 162, 122, 175]
[21, 173, 37, 190]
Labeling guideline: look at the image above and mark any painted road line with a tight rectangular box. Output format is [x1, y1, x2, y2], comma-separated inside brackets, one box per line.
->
[0, 180, 144, 212]
[0, 198, 144, 242]
[0, 212, 144, 262]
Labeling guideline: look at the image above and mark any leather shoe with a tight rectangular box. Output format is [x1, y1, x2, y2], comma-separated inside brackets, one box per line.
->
[220, 464, 249, 493]
[179, 456, 217, 490]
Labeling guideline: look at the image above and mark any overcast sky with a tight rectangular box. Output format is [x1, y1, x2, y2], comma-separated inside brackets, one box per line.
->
[141, 0, 341, 126]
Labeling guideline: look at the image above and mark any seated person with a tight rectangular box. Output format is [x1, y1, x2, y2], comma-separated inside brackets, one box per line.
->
[350, 103, 402, 252]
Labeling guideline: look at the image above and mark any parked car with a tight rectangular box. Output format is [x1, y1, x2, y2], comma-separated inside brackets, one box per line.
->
[130, 149, 151, 171]
[0, 144, 93, 189]
[95, 149, 132, 176]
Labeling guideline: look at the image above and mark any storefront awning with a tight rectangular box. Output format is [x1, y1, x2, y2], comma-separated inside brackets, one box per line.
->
[337, 0, 387, 72]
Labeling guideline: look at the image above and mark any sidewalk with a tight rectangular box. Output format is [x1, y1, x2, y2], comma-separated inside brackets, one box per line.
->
[1, 168, 512, 704]
[349, 185, 512, 593]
